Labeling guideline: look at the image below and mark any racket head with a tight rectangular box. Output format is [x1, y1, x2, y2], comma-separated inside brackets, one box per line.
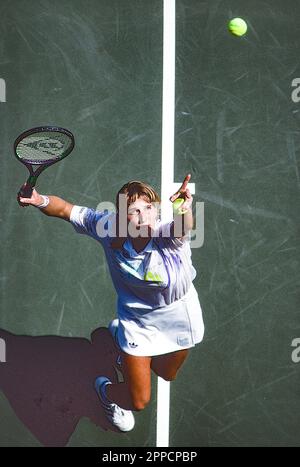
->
[14, 126, 75, 166]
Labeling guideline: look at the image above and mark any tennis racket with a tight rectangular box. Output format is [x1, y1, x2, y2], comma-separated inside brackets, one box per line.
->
[14, 126, 75, 199]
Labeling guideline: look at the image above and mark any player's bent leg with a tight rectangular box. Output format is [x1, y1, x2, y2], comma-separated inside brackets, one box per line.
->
[95, 352, 152, 431]
[150, 349, 189, 381]
[106, 352, 152, 411]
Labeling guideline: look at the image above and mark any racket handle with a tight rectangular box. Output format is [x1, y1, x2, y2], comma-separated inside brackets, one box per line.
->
[18, 182, 34, 198]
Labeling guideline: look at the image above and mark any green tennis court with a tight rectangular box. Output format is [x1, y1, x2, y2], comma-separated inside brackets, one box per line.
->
[0, 0, 299, 447]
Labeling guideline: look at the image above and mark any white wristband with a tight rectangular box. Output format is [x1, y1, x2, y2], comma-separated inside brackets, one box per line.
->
[36, 195, 50, 208]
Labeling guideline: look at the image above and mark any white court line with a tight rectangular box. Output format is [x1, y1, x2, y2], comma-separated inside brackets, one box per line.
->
[157, 0, 176, 449]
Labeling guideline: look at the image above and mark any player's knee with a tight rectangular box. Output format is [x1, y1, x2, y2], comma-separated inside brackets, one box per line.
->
[161, 373, 177, 382]
[131, 395, 151, 411]
[153, 367, 177, 381]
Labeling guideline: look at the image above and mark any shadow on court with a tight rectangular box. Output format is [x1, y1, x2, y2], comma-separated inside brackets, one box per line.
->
[0, 327, 125, 446]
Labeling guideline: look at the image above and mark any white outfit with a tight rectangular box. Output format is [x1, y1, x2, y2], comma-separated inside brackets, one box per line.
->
[69, 205, 205, 356]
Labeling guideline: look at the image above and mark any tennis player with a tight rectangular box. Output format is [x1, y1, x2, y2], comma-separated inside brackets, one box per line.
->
[18, 173, 204, 432]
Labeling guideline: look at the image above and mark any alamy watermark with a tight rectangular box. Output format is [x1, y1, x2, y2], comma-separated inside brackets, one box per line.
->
[94, 194, 204, 248]
[291, 78, 300, 103]
[291, 338, 300, 363]
[0, 78, 6, 102]
[0, 338, 6, 362]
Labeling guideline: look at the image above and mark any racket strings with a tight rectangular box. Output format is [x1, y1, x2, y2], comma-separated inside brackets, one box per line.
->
[16, 131, 73, 164]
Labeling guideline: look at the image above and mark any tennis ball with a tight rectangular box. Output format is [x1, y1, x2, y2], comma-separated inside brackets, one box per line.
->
[173, 198, 187, 215]
[228, 17, 247, 36]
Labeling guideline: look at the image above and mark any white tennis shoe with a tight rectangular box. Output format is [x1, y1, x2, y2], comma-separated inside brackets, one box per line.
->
[94, 376, 135, 432]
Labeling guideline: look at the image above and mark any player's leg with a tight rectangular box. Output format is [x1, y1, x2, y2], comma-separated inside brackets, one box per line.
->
[150, 348, 189, 381]
[106, 351, 152, 411]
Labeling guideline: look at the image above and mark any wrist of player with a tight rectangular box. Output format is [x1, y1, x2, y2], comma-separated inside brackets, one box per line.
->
[35, 195, 50, 208]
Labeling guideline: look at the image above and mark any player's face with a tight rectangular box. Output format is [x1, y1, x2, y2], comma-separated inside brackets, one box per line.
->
[127, 197, 158, 234]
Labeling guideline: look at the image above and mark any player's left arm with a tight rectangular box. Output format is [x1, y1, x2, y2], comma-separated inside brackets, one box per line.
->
[169, 173, 194, 239]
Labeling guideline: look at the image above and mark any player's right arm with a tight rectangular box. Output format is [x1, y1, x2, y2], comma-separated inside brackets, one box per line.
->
[17, 188, 74, 221]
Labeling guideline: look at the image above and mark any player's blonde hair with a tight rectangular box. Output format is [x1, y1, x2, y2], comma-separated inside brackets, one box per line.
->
[111, 180, 161, 249]
[115, 180, 161, 212]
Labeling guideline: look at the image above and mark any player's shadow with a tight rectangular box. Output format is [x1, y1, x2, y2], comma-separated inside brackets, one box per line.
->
[0, 327, 126, 447]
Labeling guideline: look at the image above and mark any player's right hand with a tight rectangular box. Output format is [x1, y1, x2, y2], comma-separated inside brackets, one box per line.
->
[17, 188, 44, 208]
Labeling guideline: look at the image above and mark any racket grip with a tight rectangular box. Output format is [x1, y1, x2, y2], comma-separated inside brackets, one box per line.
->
[18, 182, 34, 198]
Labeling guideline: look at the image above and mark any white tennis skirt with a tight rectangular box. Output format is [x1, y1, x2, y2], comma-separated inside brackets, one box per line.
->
[117, 283, 205, 357]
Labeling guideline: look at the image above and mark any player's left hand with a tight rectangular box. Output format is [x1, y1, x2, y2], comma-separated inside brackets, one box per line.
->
[169, 173, 193, 211]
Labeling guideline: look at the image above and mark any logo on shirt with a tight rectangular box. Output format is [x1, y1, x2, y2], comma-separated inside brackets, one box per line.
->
[144, 271, 164, 282]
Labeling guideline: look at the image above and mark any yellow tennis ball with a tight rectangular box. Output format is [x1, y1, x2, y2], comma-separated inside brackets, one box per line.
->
[228, 17, 247, 36]
[173, 198, 187, 215]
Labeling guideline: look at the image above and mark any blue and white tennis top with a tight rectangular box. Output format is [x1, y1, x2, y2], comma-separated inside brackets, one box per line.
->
[69, 205, 204, 356]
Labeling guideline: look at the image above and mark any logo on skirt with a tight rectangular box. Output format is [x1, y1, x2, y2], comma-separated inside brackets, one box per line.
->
[129, 342, 138, 348]
[177, 335, 190, 347]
